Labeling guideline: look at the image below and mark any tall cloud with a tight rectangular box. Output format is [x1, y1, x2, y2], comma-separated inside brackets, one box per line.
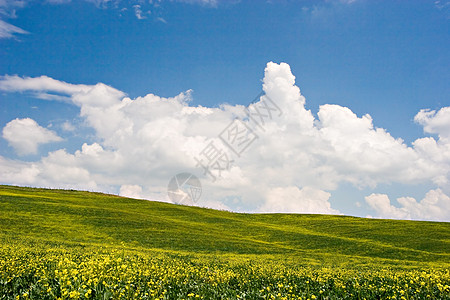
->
[0, 62, 449, 220]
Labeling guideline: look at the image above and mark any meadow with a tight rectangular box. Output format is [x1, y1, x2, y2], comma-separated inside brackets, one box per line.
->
[0, 185, 449, 299]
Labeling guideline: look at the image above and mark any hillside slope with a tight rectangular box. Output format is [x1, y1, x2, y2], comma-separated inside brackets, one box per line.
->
[0, 185, 449, 268]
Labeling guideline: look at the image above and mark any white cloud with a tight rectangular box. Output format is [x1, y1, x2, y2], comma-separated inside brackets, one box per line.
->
[46, 0, 72, 4]
[2, 118, 62, 156]
[0, 0, 28, 38]
[0, 0, 222, 31]
[0, 156, 40, 185]
[434, 1, 450, 11]
[260, 186, 339, 214]
[119, 184, 143, 199]
[61, 121, 76, 132]
[1, 62, 450, 220]
[0, 19, 27, 38]
[415, 107, 450, 141]
[365, 189, 450, 222]
[176, 0, 218, 6]
[81, 0, 113, 8]
[0, 0, 26, 16]
[156, 17, 167, 23]
[133, 4, 148, 19]
[0, 75, 91, 95]
[46, 0, 113, 6]
[316, 104, 432, 188]
[412, 107, 450, 187]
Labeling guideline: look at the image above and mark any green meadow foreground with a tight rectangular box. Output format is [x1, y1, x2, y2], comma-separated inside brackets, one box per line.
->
[0, 185, 449, 299]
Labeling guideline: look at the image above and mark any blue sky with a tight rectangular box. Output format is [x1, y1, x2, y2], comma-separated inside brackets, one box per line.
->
[0, 0, 449, 221]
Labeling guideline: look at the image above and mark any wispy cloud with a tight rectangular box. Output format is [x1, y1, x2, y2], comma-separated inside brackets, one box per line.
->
[435, 0, 450, 10]
[133, 4, 148, 20]
[0, 0, 26, 16]
[1, 0, 222, 24]
[175, 0, 218, 6]
[434, 0, 450, 18]
[0, 19, 27, 38]
[0, 1, 28, 38]
[0, 75, 92, 95]
[46, 0, 72, 4]
[156, 17, 167, 23]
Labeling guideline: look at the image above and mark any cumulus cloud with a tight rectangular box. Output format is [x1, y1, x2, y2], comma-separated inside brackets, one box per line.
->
[2, 118, 62, 155]
[119, 184, 143, 199]
[412, 107, 450, 187]
[0, 62, 449, 220]
[260, 186, 339, 214]
[365, 189, 450, 222]
[415, 107, 450, 141]
[0, 156, 40, 185]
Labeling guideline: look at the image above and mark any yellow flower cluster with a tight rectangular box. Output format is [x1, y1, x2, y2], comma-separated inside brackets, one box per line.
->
[0, 242, 448, 299]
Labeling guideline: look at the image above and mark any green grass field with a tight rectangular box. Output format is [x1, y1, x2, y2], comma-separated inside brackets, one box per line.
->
[0, 185, 449, 299]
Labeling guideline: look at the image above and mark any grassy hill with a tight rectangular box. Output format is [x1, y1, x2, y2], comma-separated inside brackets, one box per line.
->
[1, 185, 449, 268]
[1, 185, 450, 299]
